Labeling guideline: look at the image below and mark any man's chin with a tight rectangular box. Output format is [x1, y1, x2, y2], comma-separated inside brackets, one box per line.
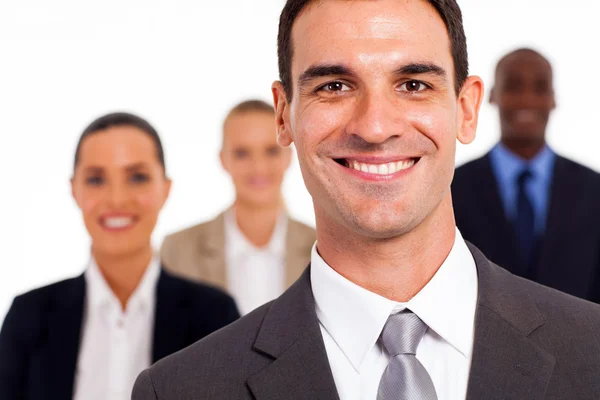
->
[343, 212, 418, 240]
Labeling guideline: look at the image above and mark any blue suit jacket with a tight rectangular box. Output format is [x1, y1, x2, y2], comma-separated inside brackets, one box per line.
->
[0, 268, 240, 399]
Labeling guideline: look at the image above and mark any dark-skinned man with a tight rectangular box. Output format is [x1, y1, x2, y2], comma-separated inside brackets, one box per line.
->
[453, 48, 600, 302]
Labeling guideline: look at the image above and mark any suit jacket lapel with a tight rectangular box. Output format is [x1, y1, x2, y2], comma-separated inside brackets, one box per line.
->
[247, 268, 339, 400]
[535, 156, 595, 297]
[473, 155, 519, 269]
[466, 244, 555, 400]
[152, 269, 191, 362]
[46, 275, 85, 399]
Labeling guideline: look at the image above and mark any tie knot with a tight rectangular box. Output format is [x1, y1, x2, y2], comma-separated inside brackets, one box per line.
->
[517, 168, 533, 187]
[380, 311, 428, 357]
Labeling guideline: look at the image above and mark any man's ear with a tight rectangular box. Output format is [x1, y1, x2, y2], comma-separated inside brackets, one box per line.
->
[272, 81, 293, 147]
[457, 76, 484, 145]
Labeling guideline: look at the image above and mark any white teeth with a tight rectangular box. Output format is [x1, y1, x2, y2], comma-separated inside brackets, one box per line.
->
[104, 217, 133, 229]
[348, 159, 416, 175]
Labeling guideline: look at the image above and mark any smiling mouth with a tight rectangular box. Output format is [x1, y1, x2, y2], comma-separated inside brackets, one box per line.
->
[99, 216, 138, 231]
[334, 158, 420, 175]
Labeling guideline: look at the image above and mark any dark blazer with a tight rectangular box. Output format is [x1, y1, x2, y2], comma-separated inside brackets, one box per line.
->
[452, 154, 600, 302]
[133, 244, 600, 400]
[0, 268, 239, 400]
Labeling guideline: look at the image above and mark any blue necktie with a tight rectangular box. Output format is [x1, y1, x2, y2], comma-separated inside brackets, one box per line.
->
[515, 169, 535, 275]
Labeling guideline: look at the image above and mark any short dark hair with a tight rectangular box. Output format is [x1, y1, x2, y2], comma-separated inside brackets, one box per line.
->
[277, 0, 468, 100]
[73, 112, 166, 174]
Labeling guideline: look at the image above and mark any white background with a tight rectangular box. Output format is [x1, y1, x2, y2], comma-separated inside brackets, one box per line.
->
[1, 0, 599, 324]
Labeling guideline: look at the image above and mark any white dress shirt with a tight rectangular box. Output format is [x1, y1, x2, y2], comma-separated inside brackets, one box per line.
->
[74, 257, 160, 400]
[224, 209, 287, 315]
[311, 229, 478, 400]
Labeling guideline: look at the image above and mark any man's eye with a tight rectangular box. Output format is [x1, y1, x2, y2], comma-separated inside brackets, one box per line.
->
[318, 82, 351, 93]
[400, 80, 429, 93]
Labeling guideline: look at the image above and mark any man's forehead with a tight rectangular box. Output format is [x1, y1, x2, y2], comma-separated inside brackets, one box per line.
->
[291, 0, 450, 67]
[496, 50, 553, 79]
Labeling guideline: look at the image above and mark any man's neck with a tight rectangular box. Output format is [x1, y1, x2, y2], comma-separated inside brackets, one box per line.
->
[92, 245, 153, 310]
[501, 137, 546, 161]
[315, 195, 456, 302]
[234, 198, 283, 248]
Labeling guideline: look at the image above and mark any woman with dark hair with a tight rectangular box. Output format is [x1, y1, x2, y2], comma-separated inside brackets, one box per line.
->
[0, 112, 239, 400]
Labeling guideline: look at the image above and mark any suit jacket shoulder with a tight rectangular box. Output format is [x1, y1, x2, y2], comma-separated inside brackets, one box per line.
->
[133, 265, 339, 400]
[467, 244, 600, 399]
[135, 302, 272, 400]
[158, 269, 239, 323]
[555, 155, 600, 191]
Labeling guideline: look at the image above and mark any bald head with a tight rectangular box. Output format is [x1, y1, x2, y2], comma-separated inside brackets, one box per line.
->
[494, 48, 553, 82]
[490, 48, 556, 158]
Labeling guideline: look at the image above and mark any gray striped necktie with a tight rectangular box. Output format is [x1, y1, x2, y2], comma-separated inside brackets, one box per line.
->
[377, 311, 438, 400]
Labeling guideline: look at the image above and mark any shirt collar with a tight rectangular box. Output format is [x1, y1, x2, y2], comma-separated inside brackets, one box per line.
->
[311, 228, 478, 372]
[85, 255, 161, 313]
[224, 208, 287, 259]
[489, 142, 555, 185]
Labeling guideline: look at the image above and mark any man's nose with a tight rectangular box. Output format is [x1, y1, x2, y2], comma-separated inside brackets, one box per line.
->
[344, 88, 405, 144]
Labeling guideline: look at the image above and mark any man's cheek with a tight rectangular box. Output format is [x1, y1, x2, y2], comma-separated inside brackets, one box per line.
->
[297, 105, 348, 141]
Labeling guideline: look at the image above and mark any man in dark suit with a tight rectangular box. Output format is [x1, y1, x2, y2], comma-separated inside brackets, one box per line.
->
[452, 48, 600, 302]
[133, 1, 600, 399]
[0, 268, 239, 399]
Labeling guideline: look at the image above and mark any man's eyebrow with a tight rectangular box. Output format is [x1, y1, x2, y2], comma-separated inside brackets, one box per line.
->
[298, 64, 355, 86]
[395, 63, 448, 79]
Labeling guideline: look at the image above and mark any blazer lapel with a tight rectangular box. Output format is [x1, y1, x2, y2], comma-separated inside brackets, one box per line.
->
[198, 213, 227, 289]
[284, 218, 314, 288]
[46, 275, 85, 399]
[247, 268, 339, 400]
[466, 244, 555, 400]
[152, 269, 191, 362]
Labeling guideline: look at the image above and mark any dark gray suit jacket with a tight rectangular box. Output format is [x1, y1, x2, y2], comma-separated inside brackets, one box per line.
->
[133, 244, 600, 400]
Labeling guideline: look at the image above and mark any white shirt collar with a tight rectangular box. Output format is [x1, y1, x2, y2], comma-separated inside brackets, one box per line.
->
[224, 208, 287, 259]
[85, 255, 161, 313]
[311, 228, 478, 372]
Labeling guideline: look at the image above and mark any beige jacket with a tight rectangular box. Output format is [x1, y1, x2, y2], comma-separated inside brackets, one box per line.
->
[160, 212, 316, 290]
